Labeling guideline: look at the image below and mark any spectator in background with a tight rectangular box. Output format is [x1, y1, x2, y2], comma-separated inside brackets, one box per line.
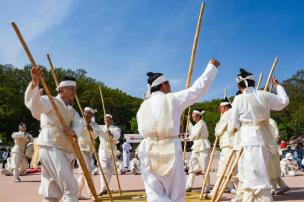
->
[279, 140, 287, 149]
[122, 138, 132, 170]
[294, 143, 304, 171]
[280, 153, 299, 176]
[282, 145, 294, 159]
[130, 152, 141, 175]
[2, 147, 10, 169]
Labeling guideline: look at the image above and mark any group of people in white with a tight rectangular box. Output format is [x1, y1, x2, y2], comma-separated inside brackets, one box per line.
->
[1, 57, 298, 202]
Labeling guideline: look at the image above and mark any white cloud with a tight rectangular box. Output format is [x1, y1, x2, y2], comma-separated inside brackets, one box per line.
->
[0, 0, 73, 66]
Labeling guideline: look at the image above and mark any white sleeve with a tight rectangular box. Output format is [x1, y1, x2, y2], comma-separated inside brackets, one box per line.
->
[201, 121, 209, 139]
[91, 123, 103, 139]
[72, 111, 84, 137]
[215, 113, 228, 137]
[172, 64, 218, 111]
[12, 132, 24, 139]
[24, 82, 53, 120]
[136, 109, 145, 137]
[228, 97, 241, 132]
[111, 127, 121, 141]
[268, 85, 289, 111]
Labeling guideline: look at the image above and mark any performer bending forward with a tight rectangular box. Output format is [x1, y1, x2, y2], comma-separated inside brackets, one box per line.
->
[228, 69, 289, 202]
[137, 59, 220, 202]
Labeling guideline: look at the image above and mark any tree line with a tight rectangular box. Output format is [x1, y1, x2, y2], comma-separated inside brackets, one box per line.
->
[0, 64, 303, 146]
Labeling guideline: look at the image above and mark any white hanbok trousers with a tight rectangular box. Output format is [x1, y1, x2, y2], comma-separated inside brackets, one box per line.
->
[39, 146, 78, 202]
[123, 151, 130, 169]
[140, 151, 185, 202]
[99, 155, 115, 192]
[210, 147, 234, 196]
[186, 148, 210, 190]
[11, 152, 25, 180]
[77, 151, 93, 196]
[242, 145, 273, 202]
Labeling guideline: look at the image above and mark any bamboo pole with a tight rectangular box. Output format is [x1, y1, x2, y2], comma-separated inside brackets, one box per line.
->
[224, 88, 227, 98]
[47, 54, 112, 201]
[98, 86, 122, 195]
[199, 136, 218, 199]
[263, 57, 278, 91]
[11, 22, 101, 202]
[210, 150, 235, 202]
[74, 96, 113, 201]
[213, 149, 243, 202]
[256, 73, 263, 90]
[182, 2, 205, 159]
[182, 107, 191, 160]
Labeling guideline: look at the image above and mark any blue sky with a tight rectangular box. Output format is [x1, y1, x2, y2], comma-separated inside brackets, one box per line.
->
[0, 0, 303, 101]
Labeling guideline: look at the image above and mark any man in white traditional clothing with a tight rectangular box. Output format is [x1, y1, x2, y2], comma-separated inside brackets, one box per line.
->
[228, 68, 289, 202]
[185, 110, 211, 192]
[77, 107, 101, 200]
[268, 118, 290, 195]
[137, 59, 220, 202]
[98, 114, 121, 195]
[11, 122, 33, 182]
[207, 97, 237, 199]
[130, 152, 141, 175]
[122, 138, 132, 170]
[25, 69, 83, 202]
[280, 153, 298, 177]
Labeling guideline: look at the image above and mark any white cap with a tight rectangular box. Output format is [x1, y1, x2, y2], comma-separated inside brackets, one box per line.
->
[192, 110, 205, 116]
[84, 107, 97, 114]
[105, 114, 113, 119]
[285, 153, 293, 160]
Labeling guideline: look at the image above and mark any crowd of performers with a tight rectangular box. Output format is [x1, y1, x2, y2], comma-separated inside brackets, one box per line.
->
[1, 58, 303, 202]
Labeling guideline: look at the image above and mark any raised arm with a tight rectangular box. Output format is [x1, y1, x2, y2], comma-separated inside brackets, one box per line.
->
[267, 78, 289, 111]
[173, 59, 219, 111]
[24, 67, 52, 120]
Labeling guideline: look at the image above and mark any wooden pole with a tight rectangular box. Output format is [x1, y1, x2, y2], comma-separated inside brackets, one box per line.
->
[74, 96, 113, 201]
[263, 57, 278, 91]
[46, 54, 59, 86]
[182, 107, 191, 160]
[224, 88, 227, 98]
[199, 136, 218, 199]
[182, 2, 205, 158]
[47, 54, 112, 201]
[11, 22, 101, 202]
[213, 149, 243, 202]
[211, 150, 235, 202]
[98, 86, 123, 195]
[256, 73, 263, 90]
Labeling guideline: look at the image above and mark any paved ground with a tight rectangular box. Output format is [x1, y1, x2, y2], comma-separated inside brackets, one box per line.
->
[0, 168, 303, 202]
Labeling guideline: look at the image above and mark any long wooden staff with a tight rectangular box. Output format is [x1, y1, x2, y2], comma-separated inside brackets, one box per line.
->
[199, 136, 218, 199]
[199, 88, 226, 199]
[182, 2, 205, 159]
[98, 86, 122, 195]
[212, 61, 278, 201]
[182, 107, 191, 160]
[11, 22, 101, 202]
[264, 57, 278, 91]
[256, 73, 263, 90]
[47, 54, 112, 201]
[213, 149, 243, 202]
[210, 150, 235, 202]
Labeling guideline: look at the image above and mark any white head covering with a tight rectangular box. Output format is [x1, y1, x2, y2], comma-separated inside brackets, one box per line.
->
[236, 75, 254, 88]
[192, 110, 205, 116]
[146, 75, 168, 99]
[285, 153, 293, 160]
[84, 107, 97, 114]
[56, 80, 77, 91]
[105, 114, 113, 119]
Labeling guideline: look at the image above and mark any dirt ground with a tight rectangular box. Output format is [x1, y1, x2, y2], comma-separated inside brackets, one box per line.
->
[0, 167, 303, 202]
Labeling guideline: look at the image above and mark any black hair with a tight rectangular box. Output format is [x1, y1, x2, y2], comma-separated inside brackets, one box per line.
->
[147, 72, 166, 93]
[236, 90, 242, 95]
[19, 121, 26, 128]
[237, 68, 255, 89]
[62, 76, 76, 82]
[220, 97, 232, 108]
